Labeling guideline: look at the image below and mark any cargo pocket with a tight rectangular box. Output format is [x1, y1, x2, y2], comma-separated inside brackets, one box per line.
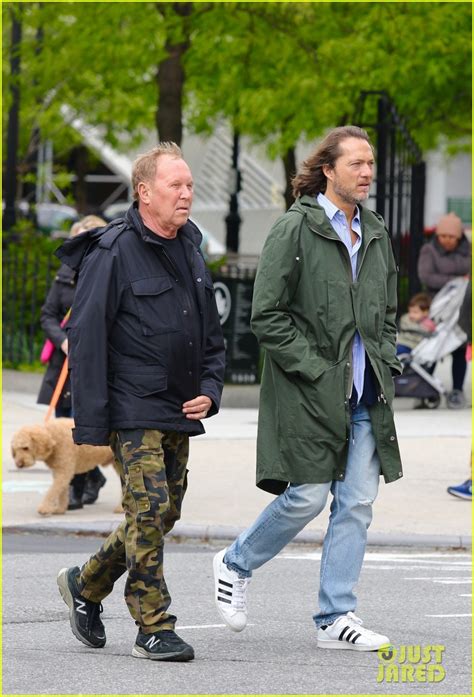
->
[131, 276, 178, 335]
[128, 463, 151, 515]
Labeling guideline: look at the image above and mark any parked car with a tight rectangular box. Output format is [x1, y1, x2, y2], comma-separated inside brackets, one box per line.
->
[36, 203, 80, 237]
[101, 201, 225, 257]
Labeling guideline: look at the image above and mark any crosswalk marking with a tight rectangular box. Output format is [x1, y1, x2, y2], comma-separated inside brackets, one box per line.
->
[426, 614, 471, 618]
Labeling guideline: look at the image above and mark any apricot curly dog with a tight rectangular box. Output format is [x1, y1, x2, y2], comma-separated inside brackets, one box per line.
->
[11, 418, 119, 516]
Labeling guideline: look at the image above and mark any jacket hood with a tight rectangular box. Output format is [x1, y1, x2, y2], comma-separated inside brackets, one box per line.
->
[56, 202, 204, 271]
[55, 226, 106, 271]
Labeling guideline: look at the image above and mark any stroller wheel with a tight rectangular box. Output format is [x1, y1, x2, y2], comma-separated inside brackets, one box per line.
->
[424, 395, 441, 409]
[414, 396, 441, 410]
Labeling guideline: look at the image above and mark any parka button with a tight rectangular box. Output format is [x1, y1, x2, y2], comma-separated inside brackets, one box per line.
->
[346, 362, 350, 367]
[196, 277, 202, 282]
[390, 435, 395, 441]
[183, 310, 188, 315]
[398, 472, 402, 477]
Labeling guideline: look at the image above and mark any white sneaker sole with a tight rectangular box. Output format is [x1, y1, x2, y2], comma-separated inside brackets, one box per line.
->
[317, 638, 391, 652]
[132, 645, 194, 661]
[213, 553, 246, 632]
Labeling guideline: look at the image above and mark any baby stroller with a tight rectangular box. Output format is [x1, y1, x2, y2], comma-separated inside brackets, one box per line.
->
[394, 277, 469, 408]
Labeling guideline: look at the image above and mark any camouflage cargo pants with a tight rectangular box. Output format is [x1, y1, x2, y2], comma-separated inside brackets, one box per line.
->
[76, 429, 189, 633]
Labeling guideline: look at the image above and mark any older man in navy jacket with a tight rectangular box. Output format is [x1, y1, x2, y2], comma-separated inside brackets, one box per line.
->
[56, 142, 225, 662]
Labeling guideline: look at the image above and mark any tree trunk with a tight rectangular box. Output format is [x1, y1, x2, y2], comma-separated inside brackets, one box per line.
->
[282, 146, 297, 211]
[3, 6, 22, 232]
[155, 2, 193, 145]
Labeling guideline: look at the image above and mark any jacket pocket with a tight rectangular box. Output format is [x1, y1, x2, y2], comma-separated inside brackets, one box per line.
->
[131, 276, 178, 335]
[112, 368, 168, 398]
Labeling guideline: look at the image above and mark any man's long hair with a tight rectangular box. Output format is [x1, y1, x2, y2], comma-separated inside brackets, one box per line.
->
[292, 126, 373, 198]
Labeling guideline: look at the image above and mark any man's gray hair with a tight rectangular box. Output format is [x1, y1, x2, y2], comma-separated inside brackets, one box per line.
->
[132, 142, 183, 200]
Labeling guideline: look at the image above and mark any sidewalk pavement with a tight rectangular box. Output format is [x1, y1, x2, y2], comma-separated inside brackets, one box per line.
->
[2, 364, 472, 548]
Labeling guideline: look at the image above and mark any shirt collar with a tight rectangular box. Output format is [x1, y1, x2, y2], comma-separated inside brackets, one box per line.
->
[317, 192, 360, 225]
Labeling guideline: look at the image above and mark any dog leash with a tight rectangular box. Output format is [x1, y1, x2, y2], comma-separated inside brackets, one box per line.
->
[44, 358, 69, 423]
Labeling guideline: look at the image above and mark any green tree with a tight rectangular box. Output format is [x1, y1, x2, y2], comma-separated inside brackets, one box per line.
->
[3, 2, 471, 212]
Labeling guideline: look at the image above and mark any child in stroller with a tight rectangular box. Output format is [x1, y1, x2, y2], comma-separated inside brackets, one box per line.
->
[394, 278, 469, 409]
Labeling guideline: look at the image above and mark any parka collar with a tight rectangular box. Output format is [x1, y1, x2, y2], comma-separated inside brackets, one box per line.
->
[294, 195, 384, 244]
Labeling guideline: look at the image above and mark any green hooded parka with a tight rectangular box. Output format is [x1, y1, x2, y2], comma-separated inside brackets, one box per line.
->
[252, 196, 403, 495]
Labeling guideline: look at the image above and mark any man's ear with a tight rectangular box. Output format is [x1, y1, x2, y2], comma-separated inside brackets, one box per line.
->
[322, 164, 333, 182]
[137, 181, 150, 204]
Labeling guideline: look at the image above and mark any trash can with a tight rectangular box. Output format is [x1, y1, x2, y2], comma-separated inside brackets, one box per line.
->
[212, 266, 259, 384]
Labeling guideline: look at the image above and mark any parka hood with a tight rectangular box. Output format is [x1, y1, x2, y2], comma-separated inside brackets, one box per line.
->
[55, 225, 107, 272]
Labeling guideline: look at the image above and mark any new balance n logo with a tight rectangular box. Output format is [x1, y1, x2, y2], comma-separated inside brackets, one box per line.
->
[145, 635, 161, 649]
[74, 598, 87, 615]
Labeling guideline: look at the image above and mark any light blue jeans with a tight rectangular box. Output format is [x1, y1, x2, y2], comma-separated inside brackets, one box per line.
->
[224, 403, 380, 628]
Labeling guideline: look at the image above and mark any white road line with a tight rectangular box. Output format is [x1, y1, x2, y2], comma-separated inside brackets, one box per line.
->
[278, 551, 471, 562]
[426, 614, 472, 618]
[364, 565, 470, 571]
[176, 623, 255, 630]
[2, 481, 50, 493]
[404, 577, 471, 582]
[176, 624, 226, 630]
[459, 594, 472, 597]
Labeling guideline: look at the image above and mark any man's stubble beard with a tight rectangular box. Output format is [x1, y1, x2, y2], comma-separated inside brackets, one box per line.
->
[333, 181, 369, 206]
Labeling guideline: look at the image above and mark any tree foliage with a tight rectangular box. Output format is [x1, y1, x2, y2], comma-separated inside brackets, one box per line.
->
[2, 1, 471, 177]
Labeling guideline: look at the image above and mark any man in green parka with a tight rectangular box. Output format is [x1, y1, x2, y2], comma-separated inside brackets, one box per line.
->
[213, 126, 403, 651]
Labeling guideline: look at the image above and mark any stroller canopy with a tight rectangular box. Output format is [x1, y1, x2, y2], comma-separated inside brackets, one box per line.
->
[411, 277, 469, 366]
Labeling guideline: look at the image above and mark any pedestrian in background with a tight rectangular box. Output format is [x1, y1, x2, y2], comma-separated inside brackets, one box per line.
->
[417, 213, 471, 408]
[213, 126, 402, 652]
[37, 214, 107, 509]
[447, 277, 472, 500]
[56, 143, 225, 662]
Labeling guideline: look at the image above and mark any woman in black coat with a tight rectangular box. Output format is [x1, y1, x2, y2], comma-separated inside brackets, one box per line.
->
[37, 216, 107, 508]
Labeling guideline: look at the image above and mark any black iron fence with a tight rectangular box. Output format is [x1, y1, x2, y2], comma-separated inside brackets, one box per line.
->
[3, 240, 60, 367]
[354, 91, 426, 311]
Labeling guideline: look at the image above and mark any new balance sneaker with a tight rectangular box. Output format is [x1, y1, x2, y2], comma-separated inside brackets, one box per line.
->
[317, 612, 390, 651]
[447, 478, 472, 500]
[132, 630, 194, 661]
[57, 566, 106, 648]
[213, 548, 250, 632]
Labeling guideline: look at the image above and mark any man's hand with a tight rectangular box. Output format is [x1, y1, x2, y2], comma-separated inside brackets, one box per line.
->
[182, 395, 212, 420]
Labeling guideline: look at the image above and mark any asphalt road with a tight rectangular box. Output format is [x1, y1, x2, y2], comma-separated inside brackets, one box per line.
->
[3, 533, 471, 695]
